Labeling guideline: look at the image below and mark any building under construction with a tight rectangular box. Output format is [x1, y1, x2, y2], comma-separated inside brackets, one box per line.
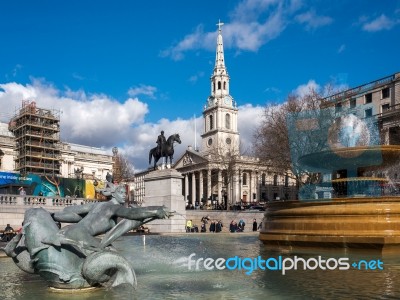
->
[8, 100, 61, 176]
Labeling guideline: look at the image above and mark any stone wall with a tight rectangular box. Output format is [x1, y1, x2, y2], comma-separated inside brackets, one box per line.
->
[0, 194, 266, 234]
[185, 210, 265, 233]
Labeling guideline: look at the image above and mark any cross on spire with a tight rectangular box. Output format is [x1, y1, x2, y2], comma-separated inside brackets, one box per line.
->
[217, 20, 224, 31]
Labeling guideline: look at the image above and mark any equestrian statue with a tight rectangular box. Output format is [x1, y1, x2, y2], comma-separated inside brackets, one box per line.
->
[149, 131, 181, 170]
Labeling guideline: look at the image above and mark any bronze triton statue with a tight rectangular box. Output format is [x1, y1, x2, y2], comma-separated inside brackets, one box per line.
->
[1, 182, 172, 290]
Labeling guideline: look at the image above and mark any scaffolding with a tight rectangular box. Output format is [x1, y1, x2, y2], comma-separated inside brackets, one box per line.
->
[8, 100, 61, 176]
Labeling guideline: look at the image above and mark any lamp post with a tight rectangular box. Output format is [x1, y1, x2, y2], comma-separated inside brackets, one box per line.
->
[112, 147, 120, 184]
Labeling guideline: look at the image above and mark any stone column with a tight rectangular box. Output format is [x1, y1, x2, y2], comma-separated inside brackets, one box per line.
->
[239, 169, 242, 203]
[207, 169, 212, 205]
[199, 171, 203, 204]
[255, 171, 259, 203]
[192, 172, 196, 205]
[184, 173, 189, 206]
[217, 170, 222, 207]
[249, 170, 253, 203]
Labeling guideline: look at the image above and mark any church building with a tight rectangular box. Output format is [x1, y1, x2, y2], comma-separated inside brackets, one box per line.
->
[173, 22, 298, 209]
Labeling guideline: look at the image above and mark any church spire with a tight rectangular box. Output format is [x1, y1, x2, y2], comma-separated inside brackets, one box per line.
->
[209, 20, 230, 99]
[214, 20, 226, 75]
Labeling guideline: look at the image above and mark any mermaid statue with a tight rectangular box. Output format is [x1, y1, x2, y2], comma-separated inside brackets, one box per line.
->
[1, 182, 170, 290]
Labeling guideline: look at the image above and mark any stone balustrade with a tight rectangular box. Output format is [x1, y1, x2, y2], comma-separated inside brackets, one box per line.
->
[0, 194, 91, 207]
[0, 194, 100, 228]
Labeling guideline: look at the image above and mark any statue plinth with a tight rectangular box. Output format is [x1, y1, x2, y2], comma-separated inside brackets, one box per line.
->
[144, 169, 186, 233]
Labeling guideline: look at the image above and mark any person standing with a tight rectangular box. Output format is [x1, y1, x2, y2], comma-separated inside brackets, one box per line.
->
[209, 220, 216, 233]
[19, 187, 26, 195]
[156, 130, 166, 156]
[216, 220, 223, 233]
[253, 219, 258, 231]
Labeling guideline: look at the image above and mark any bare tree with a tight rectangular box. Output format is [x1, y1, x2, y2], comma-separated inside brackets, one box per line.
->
[206, 138, 243, 208]
[253, 89, 330, 187]
[113, 153, 135, 183]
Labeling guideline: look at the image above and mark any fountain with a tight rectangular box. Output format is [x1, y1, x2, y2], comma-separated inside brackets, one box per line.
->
[259, 109, 400, 253]
[0, 182, 170, 290]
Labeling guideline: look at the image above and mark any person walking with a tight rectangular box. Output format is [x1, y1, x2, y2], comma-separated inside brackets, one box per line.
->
[252, 219, 258, 231]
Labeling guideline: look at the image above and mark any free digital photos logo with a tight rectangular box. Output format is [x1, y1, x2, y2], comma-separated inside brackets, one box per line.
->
[175, 253, 384, 275]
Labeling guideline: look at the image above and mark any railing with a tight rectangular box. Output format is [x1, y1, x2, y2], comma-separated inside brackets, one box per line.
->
[324, 74, 395, 103]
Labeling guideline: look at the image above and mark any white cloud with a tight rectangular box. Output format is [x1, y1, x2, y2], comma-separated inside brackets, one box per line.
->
[161, 0, 333, 60]
[128, 84, 157, 99]
[160, 25, 216, 60]
[337, 44, 346, 54]
[237, 104, 264, 154]
[0, 79, 148, 148]
[0, 79, 266, 172]
[188, 71, 205, 83]
[161, 0, 301, 60]
[72, 72, 85, 81]
[362, 14, 398, 32]
[264, 86, 281, 94]
[295, 10, 333, 30]
[293, 80, 320, 97]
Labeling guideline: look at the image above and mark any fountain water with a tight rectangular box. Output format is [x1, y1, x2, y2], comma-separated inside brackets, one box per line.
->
[1, 234, 400, 299]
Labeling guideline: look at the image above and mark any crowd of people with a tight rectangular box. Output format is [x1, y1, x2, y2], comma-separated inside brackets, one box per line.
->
[185, 217, 262, 233]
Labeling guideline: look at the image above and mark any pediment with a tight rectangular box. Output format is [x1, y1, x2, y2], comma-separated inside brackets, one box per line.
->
[174, 150, 208, 169]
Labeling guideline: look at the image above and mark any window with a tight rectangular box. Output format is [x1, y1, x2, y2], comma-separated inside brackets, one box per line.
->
[218, 81, 221, 90]
[243, 173, 247, 185]
[225, 113, 231, 129]
[365, 108, 373, 118]
[382, 88, 390, 99]
[350, 98, 356, 109]
[209, 115, 214, 130]
[365, 93, 372, 104]
[262, 174, 266, 186]
[261, 192, 266, 201]
[335, 102, 342, 112]
[213, 82, 215, 92]
[273, 175, 278, 186]
[382, 104, 390, 113]
[223, 82, 226, 90]
[285, 174, 289, 187]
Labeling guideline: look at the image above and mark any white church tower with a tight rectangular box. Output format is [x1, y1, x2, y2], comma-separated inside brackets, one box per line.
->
[201, 21, 240, 153]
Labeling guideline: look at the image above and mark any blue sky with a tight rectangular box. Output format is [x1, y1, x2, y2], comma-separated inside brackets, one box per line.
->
[0, 0, 399, 171]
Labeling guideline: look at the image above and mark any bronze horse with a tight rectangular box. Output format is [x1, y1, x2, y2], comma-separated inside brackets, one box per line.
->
[149, 133, 181, 169]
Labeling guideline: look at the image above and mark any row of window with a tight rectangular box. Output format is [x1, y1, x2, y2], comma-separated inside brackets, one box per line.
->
[335, 87, 391, 111]
[208, 113, 231, 131]
[213, 81, 227, 92]
[336, 106, 389, 118]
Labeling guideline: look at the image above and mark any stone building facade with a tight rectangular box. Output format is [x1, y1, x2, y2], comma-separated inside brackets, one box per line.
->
[321, 72, 400, 187]
[0, 122, 113, 181]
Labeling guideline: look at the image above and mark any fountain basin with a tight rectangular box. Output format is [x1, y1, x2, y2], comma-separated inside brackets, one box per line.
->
[259, 197, 400, 253]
